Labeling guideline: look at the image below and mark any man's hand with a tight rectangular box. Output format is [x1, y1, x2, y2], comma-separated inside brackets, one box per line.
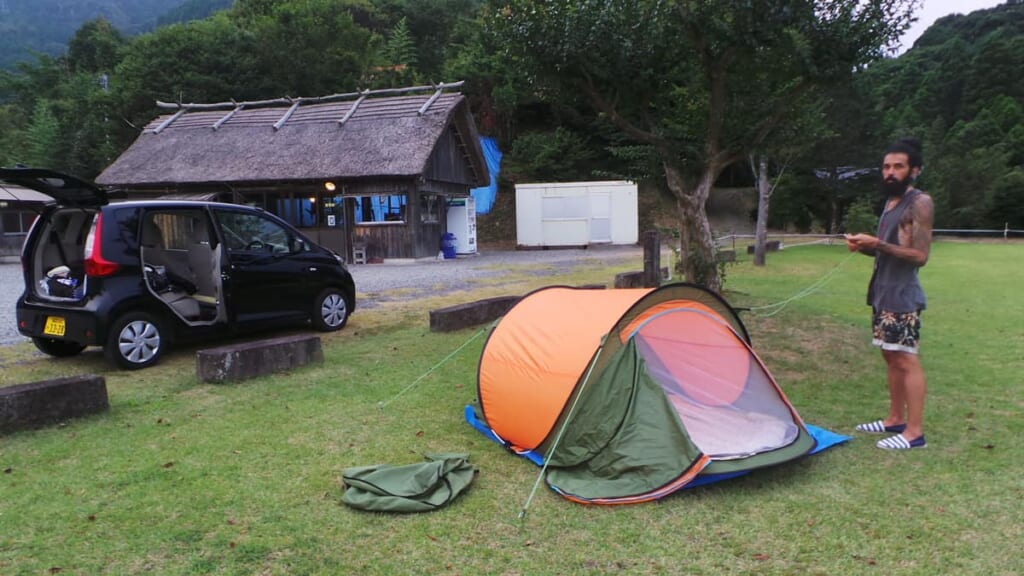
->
[845, 233, 879, 253]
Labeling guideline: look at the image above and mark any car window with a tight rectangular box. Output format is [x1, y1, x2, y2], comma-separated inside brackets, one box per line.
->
[110, 207, 141, 249]
[214, 210, 290, 253]
[144, 209, 212, 250]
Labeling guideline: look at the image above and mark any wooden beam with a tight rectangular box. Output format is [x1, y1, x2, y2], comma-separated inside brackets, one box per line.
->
[338, 90, 369, 126]
[418, 85, 444, 116]
[273, 101, 301, 131]
[154, 81, 466, 112]
[153, 109, 187, 134]
[212, 104, 244, 131]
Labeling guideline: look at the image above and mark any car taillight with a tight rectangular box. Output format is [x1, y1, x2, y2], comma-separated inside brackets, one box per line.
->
[84, 213, 120, 277]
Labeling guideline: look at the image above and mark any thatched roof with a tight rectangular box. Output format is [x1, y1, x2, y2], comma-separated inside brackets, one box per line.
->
[96, 88, 488, 189]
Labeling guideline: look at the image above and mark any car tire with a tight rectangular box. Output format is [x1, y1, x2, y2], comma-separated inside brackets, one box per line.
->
[105, 311, 166, 370]
[312, 288, 350, 331]
[32, 337, 87, 358]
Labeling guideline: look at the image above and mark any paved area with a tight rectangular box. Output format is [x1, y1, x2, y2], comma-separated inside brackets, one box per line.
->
[1, 260, 26, 345]
[0, 245, 651, 347]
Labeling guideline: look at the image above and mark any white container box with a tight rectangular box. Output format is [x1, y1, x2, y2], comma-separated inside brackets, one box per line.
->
[515, 181, 638, 248]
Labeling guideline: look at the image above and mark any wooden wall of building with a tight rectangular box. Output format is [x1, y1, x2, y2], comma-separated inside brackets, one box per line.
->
[424, 126, 478, 186]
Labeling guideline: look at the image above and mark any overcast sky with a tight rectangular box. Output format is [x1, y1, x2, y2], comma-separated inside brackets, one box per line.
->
[897, 0, 1008, 52]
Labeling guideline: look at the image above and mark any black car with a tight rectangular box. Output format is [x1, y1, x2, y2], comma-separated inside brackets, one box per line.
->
[3, 168, 355, 369]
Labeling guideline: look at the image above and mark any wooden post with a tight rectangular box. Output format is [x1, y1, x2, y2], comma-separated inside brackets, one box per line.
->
[642, 230, 661, 288]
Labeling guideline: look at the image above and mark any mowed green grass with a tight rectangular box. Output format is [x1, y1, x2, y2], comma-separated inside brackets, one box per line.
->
[0, 241, 1021, 575]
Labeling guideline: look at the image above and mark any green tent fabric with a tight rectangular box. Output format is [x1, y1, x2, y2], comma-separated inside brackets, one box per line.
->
[342, 453, 477, 513]
[545, 339, 710, 503]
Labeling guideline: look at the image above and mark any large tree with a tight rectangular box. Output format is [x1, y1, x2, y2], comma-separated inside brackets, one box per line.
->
[493, 0, 917, 291]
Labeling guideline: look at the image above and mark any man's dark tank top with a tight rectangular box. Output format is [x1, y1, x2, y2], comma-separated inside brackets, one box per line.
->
[867, 189, 927, 312]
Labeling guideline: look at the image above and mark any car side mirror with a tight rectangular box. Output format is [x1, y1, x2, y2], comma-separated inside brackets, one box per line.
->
[290, 236, 307, 253]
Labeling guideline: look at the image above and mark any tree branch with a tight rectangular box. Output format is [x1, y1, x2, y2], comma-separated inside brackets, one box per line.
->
[579, 75, 672, 155]
[750, 80, 811, 149]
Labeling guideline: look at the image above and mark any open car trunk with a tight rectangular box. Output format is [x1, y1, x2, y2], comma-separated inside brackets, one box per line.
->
[30, 208, 95, 302]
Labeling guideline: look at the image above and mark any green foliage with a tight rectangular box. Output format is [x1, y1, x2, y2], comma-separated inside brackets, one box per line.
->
[842, 196, 879, 234]
[384, 17, 417, 68]
[154, 0, 235, 28]
[24, 100, 61, 168]
[0, 105, 24, 167]
[491, 0, 915, 290]
[503, 127, 596, 183]
[113, 14, 266, 126]
[858, 2, 1024, 230]
[0, 0, 221, 70]
[371, 0, 481, 80]
[67, 18, 126, 74]
[986, 168, 1024, 228]
[369, 16, 419, 86]
[243, 0, 377, 96]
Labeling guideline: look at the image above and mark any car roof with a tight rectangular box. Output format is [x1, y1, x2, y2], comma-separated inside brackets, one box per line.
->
[104, 199, 265, 211]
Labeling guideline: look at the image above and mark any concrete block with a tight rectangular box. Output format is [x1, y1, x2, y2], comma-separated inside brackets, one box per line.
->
[196, 334, 323, 383]
[430, 296, 520, 332]
[746, 241, 783, 254]
[1, 375, 108, 434]
[614, 267, 669, 289]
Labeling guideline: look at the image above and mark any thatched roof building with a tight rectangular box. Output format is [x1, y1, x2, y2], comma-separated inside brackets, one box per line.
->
[98, 86, 487, 191]
[97, 83, 490, 261]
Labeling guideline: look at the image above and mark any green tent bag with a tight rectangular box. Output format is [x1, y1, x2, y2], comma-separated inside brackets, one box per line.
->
[342, 453, 476, 513]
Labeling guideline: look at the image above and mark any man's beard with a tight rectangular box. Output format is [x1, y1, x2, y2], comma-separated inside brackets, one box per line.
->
[880, 174, 913, 197]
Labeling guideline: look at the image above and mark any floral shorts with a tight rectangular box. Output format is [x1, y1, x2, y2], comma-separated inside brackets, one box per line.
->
[872, 309, 921, 354]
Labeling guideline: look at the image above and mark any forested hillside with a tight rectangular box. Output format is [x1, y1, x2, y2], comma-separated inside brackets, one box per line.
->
[862, 1, 1024, 228]
[0, 0, 1020, 246]
[0, 0, 228, 70]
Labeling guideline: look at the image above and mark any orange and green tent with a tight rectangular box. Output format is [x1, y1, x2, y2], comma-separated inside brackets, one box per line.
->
[467, 283, 837, 505]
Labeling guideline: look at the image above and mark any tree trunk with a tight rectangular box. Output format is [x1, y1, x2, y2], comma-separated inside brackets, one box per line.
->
[664, 161, 720, 293]
[754, 155, 770, 267]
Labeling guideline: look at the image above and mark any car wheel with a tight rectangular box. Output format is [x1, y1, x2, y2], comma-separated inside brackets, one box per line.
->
[32, 337, 87, 358]
[105, 312, 166, 370]
[312, 288, 350, 331]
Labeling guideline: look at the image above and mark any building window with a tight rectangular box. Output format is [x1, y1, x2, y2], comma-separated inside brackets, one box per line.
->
[274, 195, 318, 228]
[354, 195, 406, 224]
[322, 195, 345, 227]
[1, 211, 37, 235]
[420, 194, 439, 223]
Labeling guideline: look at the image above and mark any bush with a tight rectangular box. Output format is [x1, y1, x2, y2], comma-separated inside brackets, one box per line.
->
[842, 197, 878, 234]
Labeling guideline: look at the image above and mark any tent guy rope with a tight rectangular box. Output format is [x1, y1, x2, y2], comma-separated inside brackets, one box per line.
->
[745, 249, 859, 318]
[377, 323, 491, 410]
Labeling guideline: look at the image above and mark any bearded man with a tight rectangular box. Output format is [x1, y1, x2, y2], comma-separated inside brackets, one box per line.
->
[845, 138, 934, 450]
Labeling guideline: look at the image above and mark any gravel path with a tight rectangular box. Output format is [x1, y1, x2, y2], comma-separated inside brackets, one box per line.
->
[0, 260, 25, 346]
[0, 245, 649, 347]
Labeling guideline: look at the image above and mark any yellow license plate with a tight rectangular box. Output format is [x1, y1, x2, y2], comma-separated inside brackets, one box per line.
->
[43, 316, 66, 337]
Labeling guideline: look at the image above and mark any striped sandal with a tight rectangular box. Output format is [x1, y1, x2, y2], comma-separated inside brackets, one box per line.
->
[855, 420, 907, 434]
[876, 434, 927, 450]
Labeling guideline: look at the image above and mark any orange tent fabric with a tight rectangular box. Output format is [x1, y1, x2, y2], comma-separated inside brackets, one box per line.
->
[478, 287, 652, 450]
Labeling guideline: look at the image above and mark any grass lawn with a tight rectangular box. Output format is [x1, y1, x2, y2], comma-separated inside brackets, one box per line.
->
[1, 241, 1021, 575]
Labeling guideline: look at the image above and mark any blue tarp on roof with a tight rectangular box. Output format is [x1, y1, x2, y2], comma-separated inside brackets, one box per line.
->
[470, 137, 502, 214]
